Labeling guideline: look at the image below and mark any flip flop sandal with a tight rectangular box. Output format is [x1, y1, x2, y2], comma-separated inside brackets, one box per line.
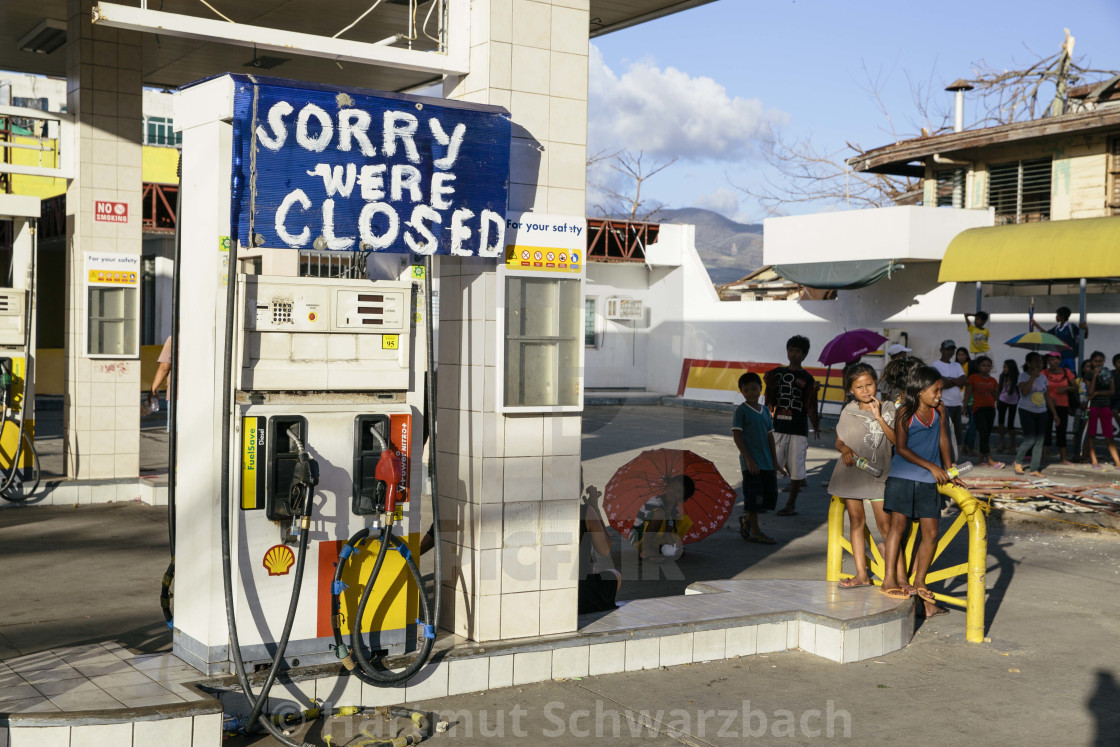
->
[916, 589, 936, 603]
[921, 605, 949, 618]
[748, 533, 777, 545]
[878, 587, 910, 600]
[989, 462, 1005, 470]
[838, 579, 873, 589]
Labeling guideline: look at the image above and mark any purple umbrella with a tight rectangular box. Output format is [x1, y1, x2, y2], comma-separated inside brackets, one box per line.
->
[817, 329, 889, 415]
[819, 329, 890, 366]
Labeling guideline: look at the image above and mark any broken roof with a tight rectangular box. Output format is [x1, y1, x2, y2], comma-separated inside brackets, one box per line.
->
[847, 106, 1120, 177]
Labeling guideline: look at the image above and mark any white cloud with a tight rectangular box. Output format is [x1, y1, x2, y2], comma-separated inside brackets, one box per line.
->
[694, 188, 740, 217]
[588, 45, 788, 162]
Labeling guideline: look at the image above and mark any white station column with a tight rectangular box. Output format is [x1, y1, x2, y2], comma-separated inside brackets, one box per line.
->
[439, 0, 590, 641]
[63, 0, 144, 480]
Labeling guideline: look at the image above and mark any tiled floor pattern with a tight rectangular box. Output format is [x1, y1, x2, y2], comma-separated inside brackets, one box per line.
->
[0, 643, 200, 715]
[1, 581, 913, 745]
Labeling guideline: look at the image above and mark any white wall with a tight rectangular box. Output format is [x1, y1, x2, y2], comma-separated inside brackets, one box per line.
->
[586, 220, 1120, 400]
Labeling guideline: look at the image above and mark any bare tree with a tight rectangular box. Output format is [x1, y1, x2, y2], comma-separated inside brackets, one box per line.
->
[588, 150, 679, 221]
[966, 30, 1116, 125]
[736, 31, 1118, 214]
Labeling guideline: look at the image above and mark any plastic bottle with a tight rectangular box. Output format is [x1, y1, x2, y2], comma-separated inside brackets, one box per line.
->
[947, 462, 974, 479]
[854, 457, 883, 478]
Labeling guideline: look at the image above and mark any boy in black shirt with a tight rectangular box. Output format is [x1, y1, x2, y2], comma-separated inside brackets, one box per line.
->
[764, 335, 820, 516]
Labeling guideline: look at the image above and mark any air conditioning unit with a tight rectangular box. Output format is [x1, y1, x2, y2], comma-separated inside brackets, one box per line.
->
[605, 296, 643, 321]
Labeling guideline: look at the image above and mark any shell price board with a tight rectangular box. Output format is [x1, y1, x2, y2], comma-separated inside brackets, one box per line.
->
[85, 253, 140, 286]
[504, 214, 586, 277]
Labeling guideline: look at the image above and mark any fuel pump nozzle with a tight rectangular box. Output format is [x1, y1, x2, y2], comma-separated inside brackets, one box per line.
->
[285, 426, 319, 525]
[374, 447, 402, 516]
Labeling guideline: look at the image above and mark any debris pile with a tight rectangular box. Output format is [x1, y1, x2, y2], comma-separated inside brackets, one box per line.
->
[962, 477, 1120, 517]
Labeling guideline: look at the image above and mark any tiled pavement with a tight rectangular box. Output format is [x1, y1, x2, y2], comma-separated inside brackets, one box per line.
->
[0, 643, 202, 715]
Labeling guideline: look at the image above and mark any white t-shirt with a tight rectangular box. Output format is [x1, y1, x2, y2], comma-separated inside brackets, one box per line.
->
[932, 360, 965, 407]
[1017, 371, 1049, 413]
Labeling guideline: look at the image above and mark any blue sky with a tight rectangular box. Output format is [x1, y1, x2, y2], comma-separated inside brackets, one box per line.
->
[589, 0, 1120, 222]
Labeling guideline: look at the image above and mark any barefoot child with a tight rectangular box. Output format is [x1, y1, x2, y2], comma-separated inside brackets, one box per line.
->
[1084, 351, 1120, 469]
[827, 364, 907, 588]
[880, 366, 965, 617]
[733, 372, 786, 544]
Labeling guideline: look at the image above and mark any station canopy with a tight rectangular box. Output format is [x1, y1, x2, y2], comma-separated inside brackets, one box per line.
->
[939, 216, 1120, 283]
[1, 0, 718, 92]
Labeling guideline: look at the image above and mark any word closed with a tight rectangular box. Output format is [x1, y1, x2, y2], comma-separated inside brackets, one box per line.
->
[231, 76, 512, 257]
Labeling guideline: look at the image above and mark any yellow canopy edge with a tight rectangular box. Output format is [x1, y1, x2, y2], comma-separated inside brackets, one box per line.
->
[938, 216, 1120, 282]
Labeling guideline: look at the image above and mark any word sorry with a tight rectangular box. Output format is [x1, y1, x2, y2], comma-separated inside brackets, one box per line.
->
[247, 95, 509, 256]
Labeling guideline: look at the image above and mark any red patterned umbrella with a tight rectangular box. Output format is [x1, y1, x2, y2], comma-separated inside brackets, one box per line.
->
[602, 449, 737, 544]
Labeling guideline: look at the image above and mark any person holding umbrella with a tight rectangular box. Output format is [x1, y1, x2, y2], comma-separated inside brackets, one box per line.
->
[1031, 306, 1088, 373]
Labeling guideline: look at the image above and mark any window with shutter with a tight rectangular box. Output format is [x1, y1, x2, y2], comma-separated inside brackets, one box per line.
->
[935, 169, 966, 208]
[987, 157, 1051, 224]
[1108, 136, 1120, 215]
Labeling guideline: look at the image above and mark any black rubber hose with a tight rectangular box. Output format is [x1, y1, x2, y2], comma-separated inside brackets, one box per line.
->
[345, 526, 434, 684]
[245, 514, 312, 731]
[168, 151, 183, 554]
[219, 83, 307, 747]
[329, 527, 370, 670]
[160, 152, 185, 630]
[424, 254, 442, 656]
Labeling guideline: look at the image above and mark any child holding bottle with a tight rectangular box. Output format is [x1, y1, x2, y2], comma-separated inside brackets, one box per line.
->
[828, 363, 908, 589]
[880, 366, 965, 617]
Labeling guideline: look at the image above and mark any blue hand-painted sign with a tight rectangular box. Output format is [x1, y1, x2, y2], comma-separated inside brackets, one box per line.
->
[230, 75, 511, 256]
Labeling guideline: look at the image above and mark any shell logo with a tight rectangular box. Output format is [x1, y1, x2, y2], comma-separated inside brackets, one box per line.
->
[263, 544, 296, 576]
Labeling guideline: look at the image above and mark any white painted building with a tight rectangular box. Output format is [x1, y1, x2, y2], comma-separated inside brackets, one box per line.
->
[586, 206, 1120, 407]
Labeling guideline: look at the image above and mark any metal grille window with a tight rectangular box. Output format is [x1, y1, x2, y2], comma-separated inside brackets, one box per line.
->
[987, 157, 1052, 224]
[935, 169, 966, 208]
[298, 250, 362, 278]
[144, 116, 181, 146]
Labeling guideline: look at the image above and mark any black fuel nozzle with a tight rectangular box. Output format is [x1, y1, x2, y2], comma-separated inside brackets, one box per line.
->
[286, 427, 319, 518]
[0, 358, 12, 400]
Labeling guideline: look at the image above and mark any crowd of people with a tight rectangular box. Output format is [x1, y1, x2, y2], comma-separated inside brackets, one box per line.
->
[577, 305, 1118, 618]
[726, 306, 1118, 618]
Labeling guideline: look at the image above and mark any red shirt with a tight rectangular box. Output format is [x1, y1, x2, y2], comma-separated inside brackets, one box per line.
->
[968, 374, 998, 410]
[1043, 367, 1075, 407]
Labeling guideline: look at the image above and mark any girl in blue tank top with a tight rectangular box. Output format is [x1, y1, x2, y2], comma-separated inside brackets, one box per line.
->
[879, 366, 965, 618]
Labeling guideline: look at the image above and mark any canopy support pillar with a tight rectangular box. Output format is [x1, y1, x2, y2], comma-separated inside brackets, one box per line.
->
[1078, 277, 1087, 370]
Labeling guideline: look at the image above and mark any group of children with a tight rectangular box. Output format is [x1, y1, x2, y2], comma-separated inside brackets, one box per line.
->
[953, 307, 1120, 471]
[732, 336, 965, 618]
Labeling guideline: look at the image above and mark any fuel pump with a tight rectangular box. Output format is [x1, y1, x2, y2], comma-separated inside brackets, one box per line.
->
[0, 195, 41, 503]
[170, 74, 508, 744]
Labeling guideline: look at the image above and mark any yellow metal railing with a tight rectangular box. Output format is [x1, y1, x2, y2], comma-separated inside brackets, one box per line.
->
[825, 485, 990, 643]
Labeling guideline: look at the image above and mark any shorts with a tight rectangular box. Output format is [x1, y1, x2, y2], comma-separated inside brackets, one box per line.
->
[773, 433, 808, 481]
[742, 468, 778, 513]
[1088, 406, 1115, 439]
[578, 572, 618, 614]
[883, 477, 940, 519]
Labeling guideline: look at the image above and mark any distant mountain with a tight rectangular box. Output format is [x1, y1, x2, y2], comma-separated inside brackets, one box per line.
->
[658, 207, 764, 285]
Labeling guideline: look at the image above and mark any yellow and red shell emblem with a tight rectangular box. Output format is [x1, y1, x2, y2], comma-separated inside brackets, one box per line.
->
[262, 544, 296, 576]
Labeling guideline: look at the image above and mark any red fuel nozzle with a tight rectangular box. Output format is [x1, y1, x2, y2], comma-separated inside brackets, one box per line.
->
[375, 448, 403, 514]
